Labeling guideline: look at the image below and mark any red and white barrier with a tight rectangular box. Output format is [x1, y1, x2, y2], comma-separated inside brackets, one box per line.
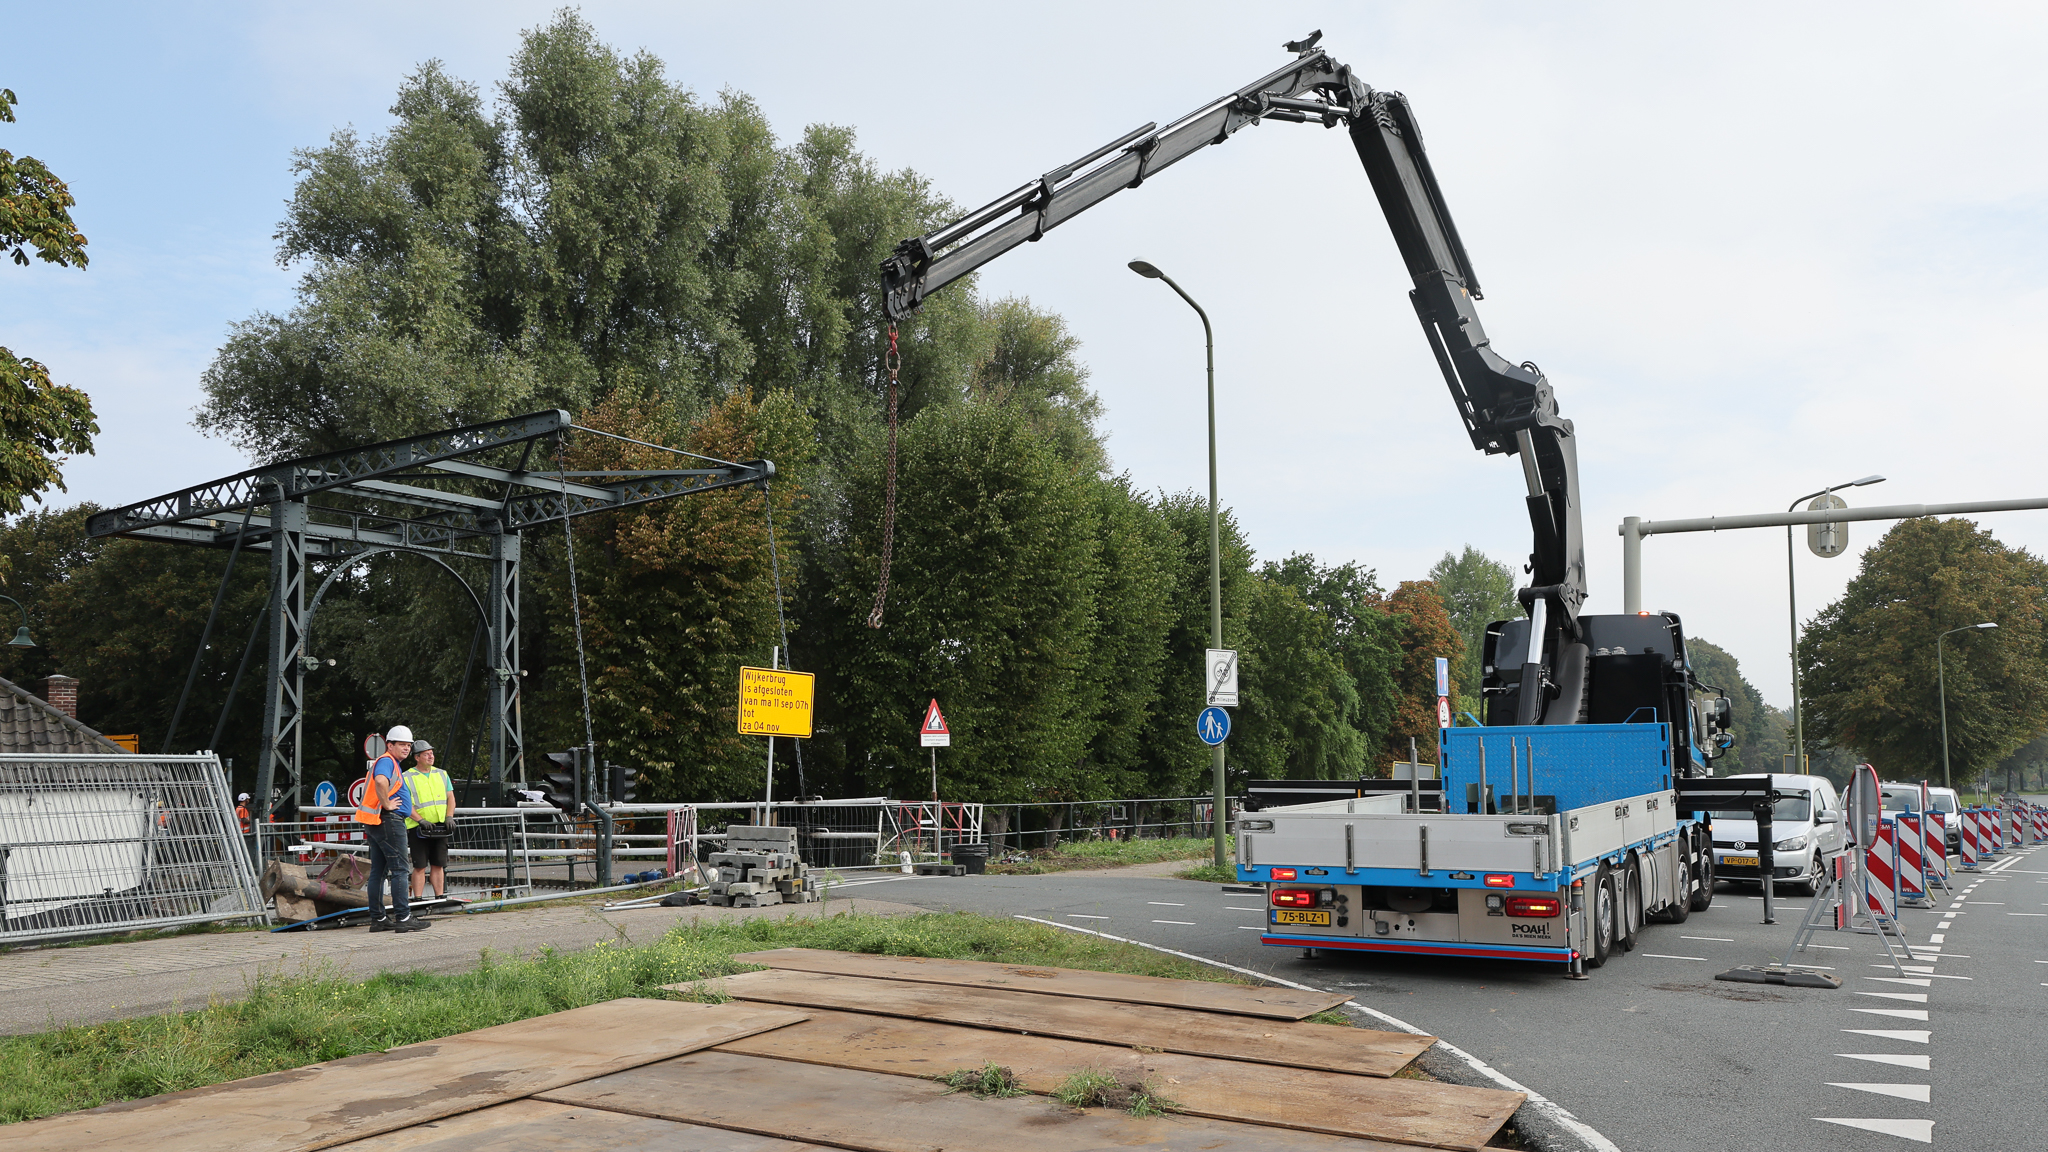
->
[1959, 809, 1983, 869]
[1833, 852, 1854, 929]
[1922, 812, 1948, 888]
[1895, 814, 1929, 905]
[1864, 820, 1899, 921]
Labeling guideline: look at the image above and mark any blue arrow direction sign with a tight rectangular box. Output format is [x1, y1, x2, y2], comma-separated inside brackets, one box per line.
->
[313, 780, 338, 808]
[1196, 706, 1231, 746]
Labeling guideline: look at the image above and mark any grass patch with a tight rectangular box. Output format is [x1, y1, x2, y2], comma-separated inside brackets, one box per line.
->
[989, 836, 1230, 875]
[1052, 1067, 1179, 1115]
[0, 909, 1252, 1124]
[937, 1062, 1027, 1098]
[1173, 859, 1238, 884]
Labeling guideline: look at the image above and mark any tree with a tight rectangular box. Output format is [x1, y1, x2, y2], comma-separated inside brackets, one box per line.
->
[1800, 518, 2048, 785]
[817, 398, 1102, 804]
[1686, 637, 1789, 776]
[1261, 555, 1403, 774]
[1381, 581, 1463, 765]
[1427, 545, 1516, 706]
[0, 88, 97, 524]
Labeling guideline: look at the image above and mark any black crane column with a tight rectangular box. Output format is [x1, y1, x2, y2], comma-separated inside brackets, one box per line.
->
[488, 523, 522, 805]
[255, 494, 307, 822]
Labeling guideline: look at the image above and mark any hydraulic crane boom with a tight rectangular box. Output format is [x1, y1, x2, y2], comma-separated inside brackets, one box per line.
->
[882, 33, 1588, 725]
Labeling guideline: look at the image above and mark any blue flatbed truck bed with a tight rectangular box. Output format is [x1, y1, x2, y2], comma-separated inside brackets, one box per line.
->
[1236, 723, 1715, 974]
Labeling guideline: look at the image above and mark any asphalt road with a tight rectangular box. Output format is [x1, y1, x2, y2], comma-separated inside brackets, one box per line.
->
[845, 843, 2047, 1151]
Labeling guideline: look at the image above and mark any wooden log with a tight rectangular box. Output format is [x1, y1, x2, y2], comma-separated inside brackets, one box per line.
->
[540, 1050, 1428, 1152]
[728, 946, 1351, 1019]
[715, 1008, 1522, 1151]
[676, 970, 1432, 1077]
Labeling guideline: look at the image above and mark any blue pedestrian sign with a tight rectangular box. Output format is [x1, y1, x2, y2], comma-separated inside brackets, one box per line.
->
[1196, 706, 1231, 746]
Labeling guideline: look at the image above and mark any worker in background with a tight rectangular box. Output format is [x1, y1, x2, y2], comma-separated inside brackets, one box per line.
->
[404, 740, 455, 900]
[353, 725, 431, 933]
[235, 793, 252, 835]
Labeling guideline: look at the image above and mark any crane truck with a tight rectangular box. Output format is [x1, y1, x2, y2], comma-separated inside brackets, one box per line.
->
[882, 32, 1739, 976]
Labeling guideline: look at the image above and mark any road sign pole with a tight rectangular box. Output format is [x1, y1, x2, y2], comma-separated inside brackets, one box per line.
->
[763, 646, 778, 820]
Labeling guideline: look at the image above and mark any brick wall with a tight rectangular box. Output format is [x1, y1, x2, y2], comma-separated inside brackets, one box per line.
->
[43, 674, 78, 719]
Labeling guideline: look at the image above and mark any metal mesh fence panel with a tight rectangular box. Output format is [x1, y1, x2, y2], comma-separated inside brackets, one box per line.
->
[0, 753, 266, 944]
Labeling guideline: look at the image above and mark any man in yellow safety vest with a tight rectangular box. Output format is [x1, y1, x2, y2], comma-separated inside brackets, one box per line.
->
[404, 740, 455, 900]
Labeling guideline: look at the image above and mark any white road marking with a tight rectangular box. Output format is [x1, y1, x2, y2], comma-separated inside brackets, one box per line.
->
[1827, 1083, 1932, 1102]
[1807, 943, 1851, 950]
[1237, 926, 1262, 931]
[2008, 912, 2048, 916]
[1864, 977, 1933, 987]
[1814, 1117, 1932, 1142]
[1151, 919, 1196, 926]
[1066, 914, 1109, 920]
[1147, 902, 1185, 907]
[1783, 963, 1833, 970]
[1842, 1029, 1929, 1043]
[1835, 1052, 1931, 1070]
[1642, 953, 1708, 961]
[1850, 1008, 1929, 1020]
[1681, 936, 1734, 942]
[1224, 906, 1263, 911]
[1854, 991, 1929, 1003]
[1928, 933, 1945, 942]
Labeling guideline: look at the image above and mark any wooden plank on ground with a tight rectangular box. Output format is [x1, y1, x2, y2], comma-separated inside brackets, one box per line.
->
[540, 1050, 1426, 1152]
[673, 970, 1431, 1077]
[329, 1099, 833, 1151]
[728, 947, 1351, 1019]
[6, 1000, 808, 1152]
[714, 1008, 1521, 1151]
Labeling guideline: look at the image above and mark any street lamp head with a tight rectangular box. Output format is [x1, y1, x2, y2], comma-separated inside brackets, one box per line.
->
[7, 625, 31, 649]
[1976, 621, 1998, 630]
[1849, 474, 1885, 487]
[1127, 259, 1163, 279]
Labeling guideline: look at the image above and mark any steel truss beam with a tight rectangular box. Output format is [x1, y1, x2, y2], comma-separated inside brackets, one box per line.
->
[89, 411, 773, 818]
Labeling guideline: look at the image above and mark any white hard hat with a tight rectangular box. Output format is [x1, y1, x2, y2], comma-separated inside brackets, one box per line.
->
[385, 725, 414, 742]
[238, 792, 250, 801]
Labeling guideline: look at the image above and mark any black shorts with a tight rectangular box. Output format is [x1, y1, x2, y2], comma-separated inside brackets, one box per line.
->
[408, 828, 450, 869]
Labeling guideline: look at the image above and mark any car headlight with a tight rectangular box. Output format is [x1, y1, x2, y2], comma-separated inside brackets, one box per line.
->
[1774, 834, 1808, 852]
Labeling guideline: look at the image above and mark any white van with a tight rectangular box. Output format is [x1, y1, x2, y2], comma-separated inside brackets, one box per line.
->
[1708, 774, 1846, 894]
[1880, 782, 1961, 855]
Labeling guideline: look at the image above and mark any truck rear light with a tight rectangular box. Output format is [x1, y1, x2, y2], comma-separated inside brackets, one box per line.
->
[1505, 896, 1561, 918]
[1271, 888, 1317, 908]
[1270, 868, 1297, 881]
[1483, 874, 1515, 887]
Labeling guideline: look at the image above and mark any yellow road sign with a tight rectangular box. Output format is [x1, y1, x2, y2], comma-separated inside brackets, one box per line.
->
[738, 666, 815, 737]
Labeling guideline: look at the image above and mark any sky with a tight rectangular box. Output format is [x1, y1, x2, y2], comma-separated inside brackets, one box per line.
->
[8, 2, 2048, 709]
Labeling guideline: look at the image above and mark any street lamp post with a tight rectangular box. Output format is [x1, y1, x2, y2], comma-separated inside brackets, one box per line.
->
[0, 595, 35, 648]
[1787, 475, 1884, 773]
[1129, 259, 1228, 870]
[1938, 622, 1998, 793]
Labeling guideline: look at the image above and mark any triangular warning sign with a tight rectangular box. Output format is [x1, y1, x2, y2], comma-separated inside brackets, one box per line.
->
[922, 699, 949, 735]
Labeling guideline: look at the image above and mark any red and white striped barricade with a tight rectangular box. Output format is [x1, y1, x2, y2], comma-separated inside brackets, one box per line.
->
[1922, 811, 1948, 889]
[1959, 809, 1984, 869]
[1977, 809, 2001, 857]
[1895, 814, 1931, 906]
[2033, 808, 2047, 845]
[1833, 853, 1855, 929]
[1864, 819, 1900, 924]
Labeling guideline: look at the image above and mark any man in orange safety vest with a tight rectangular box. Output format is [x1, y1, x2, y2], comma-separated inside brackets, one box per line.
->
[353, 725, 432, 933]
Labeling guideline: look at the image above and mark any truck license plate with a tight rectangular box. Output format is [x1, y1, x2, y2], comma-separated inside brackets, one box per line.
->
[1272, 909, 1331, 926]
[1724, 855, 1758, 867]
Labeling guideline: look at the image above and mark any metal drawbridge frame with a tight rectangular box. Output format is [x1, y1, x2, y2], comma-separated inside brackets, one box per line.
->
[88, 410, 772, 818]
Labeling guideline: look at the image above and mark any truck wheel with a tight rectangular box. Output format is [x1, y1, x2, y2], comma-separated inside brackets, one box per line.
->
[1688, 832, 1716, 912]
[1587, 865, 1615, 969]
[1620, 857, 1643, 951]
[1662, 849, 1692, 924]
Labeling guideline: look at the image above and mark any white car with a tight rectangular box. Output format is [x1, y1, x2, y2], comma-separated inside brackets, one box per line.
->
[1880, 782, 1961, 855]
[1708, 773, 1846, 895]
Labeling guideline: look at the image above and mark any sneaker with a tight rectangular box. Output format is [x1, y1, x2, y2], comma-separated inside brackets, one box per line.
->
[368, 918, 393, 932]
[394, 917, 433, 933]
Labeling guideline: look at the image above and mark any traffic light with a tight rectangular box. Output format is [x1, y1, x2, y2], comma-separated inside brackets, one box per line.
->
[542, 751, 580, 815]
[607, 762, 638, 805]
